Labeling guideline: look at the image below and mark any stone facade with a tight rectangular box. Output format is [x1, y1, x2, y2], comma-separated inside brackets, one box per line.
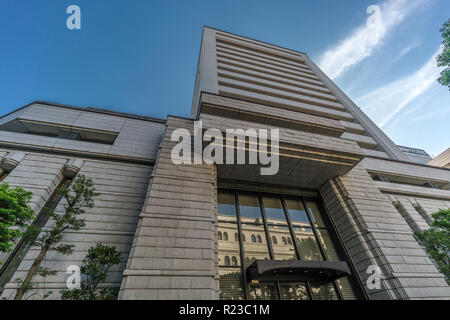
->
[0, 27, 449, 299]
[119, 117, 218, 299]
[320, 162, 449, 299]
[0, 103, 163, 299]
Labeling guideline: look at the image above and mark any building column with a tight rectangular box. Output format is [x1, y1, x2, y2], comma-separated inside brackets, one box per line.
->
[320, 163, 450, 300]
[119, 116, 219, 300]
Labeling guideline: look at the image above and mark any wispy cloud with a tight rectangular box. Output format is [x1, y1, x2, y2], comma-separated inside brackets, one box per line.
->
[318, 0, 424, 79]
[410, 107, 450, 122]
[396, 40, 421, 59]
[356, 47, 443, 128]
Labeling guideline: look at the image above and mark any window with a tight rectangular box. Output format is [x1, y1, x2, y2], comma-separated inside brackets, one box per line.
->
[223, 232, 229, 241]
[218, 231, 222, 240]
[0, 119, 118, 145]
[0, 177, 73, 292]
[369, 172, 447, 190]
[263, 195, 296, 260]
[0, 171, 8, 182]
[217, 189, 361, 300]
[217, 190, 244, 299]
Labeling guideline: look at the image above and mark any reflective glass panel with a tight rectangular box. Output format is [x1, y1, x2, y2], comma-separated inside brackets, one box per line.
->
[336, 276, 357, 300]
[218, 190, 237, 222]
[269, 224, 296, 260]
[317, 228, 340, 261]
[238, 192, 263, 223]
[280, 282, 310, 300]
[262, 195, 286, 224]
[219, 268, 245, 300]
[248, 282, 278, 300]
[294, 226, 323, 261]
[310, 282, 339, 300]
[285, 197, 310, 226]
[218, 223, 241, 266]
[241, 223, 270, 267]
[305, 200, 326, 227]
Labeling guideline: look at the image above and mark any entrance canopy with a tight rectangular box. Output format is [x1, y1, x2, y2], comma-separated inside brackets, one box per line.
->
[246, 260, 351, 284]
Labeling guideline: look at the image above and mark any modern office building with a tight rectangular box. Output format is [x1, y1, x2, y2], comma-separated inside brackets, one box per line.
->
[428, 148, 450, 168]
[0, 27, 449, 300]
[397, 145, 432, 165]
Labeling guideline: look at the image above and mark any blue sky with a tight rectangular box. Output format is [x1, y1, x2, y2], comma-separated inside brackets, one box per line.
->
[0, 0, 449, 156]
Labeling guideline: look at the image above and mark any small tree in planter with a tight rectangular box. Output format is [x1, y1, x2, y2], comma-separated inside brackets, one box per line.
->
[436, 19, 450, 90]
[14, 175, 97, 300]
[60, 244, 121, 300]
[414, 209, 450, 284]
[0, 183, 34, 255]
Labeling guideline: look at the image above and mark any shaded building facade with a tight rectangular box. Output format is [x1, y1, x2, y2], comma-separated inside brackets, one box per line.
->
[397, 145, 432, 165]
[0, 27, 449, 300]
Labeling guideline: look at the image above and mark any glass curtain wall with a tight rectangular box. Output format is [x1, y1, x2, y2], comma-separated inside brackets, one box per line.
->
[217, 188, 360, 300]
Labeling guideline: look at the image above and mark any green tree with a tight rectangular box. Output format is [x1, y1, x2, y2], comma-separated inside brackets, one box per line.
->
[60, 244, 121, 300]
[14, 175, 98, 300]
[414, 209, 450, 284]
[0, 183, 34, 254]
[437, 18, 450, 90]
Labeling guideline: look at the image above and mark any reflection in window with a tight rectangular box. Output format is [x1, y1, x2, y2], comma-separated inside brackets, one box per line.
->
[310, 282, 339, 300]
[219, 268, 245, 300]
[218, 191, 236, 217]
[317, 229, 340, 261]
[242, 224, 270, 266]
[262, 196, 286, 222]
[238, 192, 262, 222]
[248, 282, 278, 300]
[285, 197, 309, 225]
[294, 227, 322, 261]
[217, 190, 358, 300]
[280, 282, 310, 300]
[336, 276, 357, 300]
[271, 225, 296, 260]
[272, 236, 277, 245]
[305, 200, 326, 228]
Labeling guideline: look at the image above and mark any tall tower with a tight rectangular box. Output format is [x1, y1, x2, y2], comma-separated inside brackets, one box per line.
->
[119, 27, 450, 300]
[192, 27, 409, 161]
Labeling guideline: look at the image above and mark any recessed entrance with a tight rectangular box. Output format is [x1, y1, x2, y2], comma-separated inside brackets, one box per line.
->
[217, 188, 362, 300]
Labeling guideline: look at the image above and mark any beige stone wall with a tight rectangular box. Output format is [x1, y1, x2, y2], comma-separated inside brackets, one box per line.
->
[0, 149, 152, 299]
[119, 116, 219, 299]
[320, 161, 450, 300]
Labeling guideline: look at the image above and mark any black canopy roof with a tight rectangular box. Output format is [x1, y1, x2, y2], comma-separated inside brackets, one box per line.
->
[246, 260, 351, 284]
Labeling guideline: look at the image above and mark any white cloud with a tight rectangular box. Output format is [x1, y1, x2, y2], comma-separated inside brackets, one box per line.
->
[410, 107, 450, 122]
[356, 47, 443, 128]
[396, 40, 421, 59]
[318, 0, 424, 79]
